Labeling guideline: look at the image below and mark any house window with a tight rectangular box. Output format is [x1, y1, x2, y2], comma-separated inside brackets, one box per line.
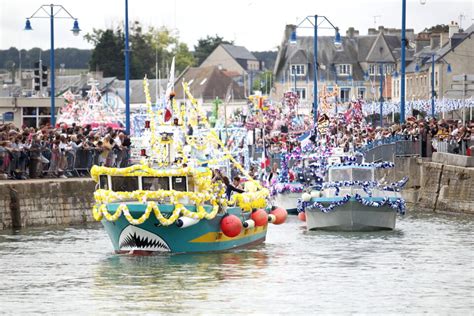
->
[384, 64, 394, 74]
[357, 88, 366, 99]
[291, 64, 306, 76]
[368, 64, 377, 75]
[337, 64, 352, 75]
[22, 107, 52, 128]
[340, 88, 351, 102]
[291, 87, 306, 100]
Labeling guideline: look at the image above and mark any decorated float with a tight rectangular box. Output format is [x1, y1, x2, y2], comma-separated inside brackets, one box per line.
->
[297, 156, 407, 231]
[90, 77, 287, 254]
[58, 78, 123, 129]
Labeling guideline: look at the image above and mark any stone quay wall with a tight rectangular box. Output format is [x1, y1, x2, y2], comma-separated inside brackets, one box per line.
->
[377, 156, 474, 214]
[0, 178, 96, 230]
[0, 155, 473, 230]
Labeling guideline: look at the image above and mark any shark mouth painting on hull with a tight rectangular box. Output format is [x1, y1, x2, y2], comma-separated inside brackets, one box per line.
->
[119, 225, 171, 253]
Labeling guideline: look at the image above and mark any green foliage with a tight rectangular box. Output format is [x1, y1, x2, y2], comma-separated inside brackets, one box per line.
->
[252, 70, 274, 94]
[87, 28, 124, 78]
[424, 24, 449, 33]
[86, 22, 195, 79]
[193, 35, 233, 66]
[0, 47, 91, 69]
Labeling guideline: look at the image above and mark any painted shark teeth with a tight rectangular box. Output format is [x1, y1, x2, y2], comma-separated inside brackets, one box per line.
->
[119, 225, 170, 252]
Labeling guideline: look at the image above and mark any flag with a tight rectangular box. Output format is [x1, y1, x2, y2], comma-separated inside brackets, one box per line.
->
[165, 57, 175, 100]
[164, 57, 175, 121]
[260, 150, 270, 169]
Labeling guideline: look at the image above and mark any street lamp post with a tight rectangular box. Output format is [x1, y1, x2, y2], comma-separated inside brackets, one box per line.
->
[24, 5, 80, 128]
[400, 0, 407, 124]
[379, 63, 384, 127]
[124, 0, 131, 135]
[290, 15, 341, 127]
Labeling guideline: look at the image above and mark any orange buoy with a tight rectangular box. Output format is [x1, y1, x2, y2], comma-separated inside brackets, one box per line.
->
[298, 212, 306, 222]
[220, 214, 242, 237]
[270, 207, 288, 225]
[251, 209, 268, 226]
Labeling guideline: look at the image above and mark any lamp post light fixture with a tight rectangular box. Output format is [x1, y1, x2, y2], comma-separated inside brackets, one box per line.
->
[24, 4, 80, 127]
[290, 15, 341, 127]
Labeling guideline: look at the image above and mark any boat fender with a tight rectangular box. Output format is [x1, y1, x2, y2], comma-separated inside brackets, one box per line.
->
[311, 191, 321, 198]
[302, 193, 312, 202]
[176, 216, 200, 228]
[243, 219, 255, 229]
[220, 214, 242, 238]
[268, 214, 276, 223]
[251, 209, 268, 226]
[297, 212, 306, 222]
[270, 207, 288, 225]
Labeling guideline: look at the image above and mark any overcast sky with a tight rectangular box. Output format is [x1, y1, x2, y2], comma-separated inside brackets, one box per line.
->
[1, 0, 473, 52]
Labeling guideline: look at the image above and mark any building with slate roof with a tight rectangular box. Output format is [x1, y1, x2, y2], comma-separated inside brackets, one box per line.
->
[393, 21, 474, 106]
[172, 65, 247, 122]
[273, 24, 415, 111]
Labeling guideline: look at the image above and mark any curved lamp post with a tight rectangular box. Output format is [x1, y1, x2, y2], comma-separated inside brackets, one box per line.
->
[290, 15, 341, 127]
[24, 4, 80, 127]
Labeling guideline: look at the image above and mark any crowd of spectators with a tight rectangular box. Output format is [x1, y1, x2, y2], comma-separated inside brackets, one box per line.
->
[253, 116, 474, 158]
[0, 123, 131, 180]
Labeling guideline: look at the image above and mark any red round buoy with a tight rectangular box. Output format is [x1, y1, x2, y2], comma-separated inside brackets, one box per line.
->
[251, 209, 269, 226]
[270, 207, 288, 225]
[220, 214, 242, 237]
[298, 212, 306, 222]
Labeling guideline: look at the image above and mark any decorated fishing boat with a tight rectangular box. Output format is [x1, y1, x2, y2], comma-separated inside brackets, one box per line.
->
[91, 77, 287, 254]
[297, 160, 407, 231]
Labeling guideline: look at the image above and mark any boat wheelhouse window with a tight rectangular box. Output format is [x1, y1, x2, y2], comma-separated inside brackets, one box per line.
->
[99, 175, 109, 190]
[329, 169, 351, 182]
[171, 176, 187, 192]
[142, 177, 170, 191]
[352, 168, 373, 182]
[111, 176, 139, 192]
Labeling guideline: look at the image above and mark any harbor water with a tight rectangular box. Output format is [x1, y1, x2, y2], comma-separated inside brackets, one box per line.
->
[0, 212, 472, 315]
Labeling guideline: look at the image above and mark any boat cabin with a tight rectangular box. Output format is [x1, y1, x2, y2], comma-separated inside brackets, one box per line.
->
[98, 174, 191, 192]
[328, 166, 375, 182]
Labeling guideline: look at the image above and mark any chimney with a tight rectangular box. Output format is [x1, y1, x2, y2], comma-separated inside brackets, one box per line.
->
[439, 32, 449, 48]
[285, 24, 296, 44]
[415, 32, 430, 53]
[449, 21, 459, 38]
[378, 26, 385, 33]
[346, 27, 359, 38]
[368, 28, 377, 35]
[430, 33, 440, 50]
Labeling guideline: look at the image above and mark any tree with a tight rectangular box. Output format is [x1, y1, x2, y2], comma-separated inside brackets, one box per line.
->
[252, 70, 274, 95]
[86, 23, 195, 79]
[87, 28, 125, 78]
[194, 35, 233, 66]
[424, 24, 449, 33]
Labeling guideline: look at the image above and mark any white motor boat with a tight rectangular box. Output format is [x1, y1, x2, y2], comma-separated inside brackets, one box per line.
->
[299, 162, 407, 231]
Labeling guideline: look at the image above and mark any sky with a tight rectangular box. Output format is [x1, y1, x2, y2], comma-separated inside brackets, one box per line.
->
[1, 0, 473, 52]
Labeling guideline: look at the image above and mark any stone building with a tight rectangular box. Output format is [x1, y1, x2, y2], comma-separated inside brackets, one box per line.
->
[272, 25, 415, 113]
[392, 22, 474, 103]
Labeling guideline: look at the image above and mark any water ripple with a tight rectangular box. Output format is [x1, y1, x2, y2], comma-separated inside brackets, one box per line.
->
[0, 212, 472, 314]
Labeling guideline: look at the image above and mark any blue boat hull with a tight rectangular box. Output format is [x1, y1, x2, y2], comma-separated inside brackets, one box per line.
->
[101, 203, 267, 253]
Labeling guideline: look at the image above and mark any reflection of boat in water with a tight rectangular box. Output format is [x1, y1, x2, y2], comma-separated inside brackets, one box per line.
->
[298, 160, 407, 231]
[91, 78, 287, 254]
[93, 249, 269, 303]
